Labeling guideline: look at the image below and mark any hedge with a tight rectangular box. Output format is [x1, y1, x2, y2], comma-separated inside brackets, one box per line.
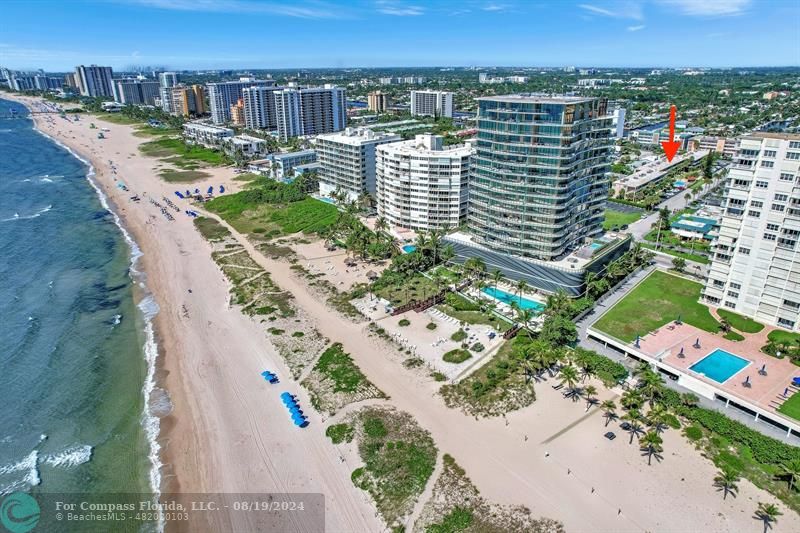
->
[572, 347, 629, 384]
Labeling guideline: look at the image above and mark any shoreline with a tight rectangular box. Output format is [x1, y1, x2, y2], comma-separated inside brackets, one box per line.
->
[26, 104, 166, 506]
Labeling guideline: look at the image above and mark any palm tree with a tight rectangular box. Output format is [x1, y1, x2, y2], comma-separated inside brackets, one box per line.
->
[559, 365, 580, 399]
[620, 389, 643, 411]
[780, 458, 800, 491]
[516, 307, 533, 331]
[491, 269, 503, 293]
[639, 431, 663, 465]
[515, 278, 528, 306]
[714, 468, 740, 500]
[584, 385, 598, 411]
[601, 400, 618, 427]
[681, 392, 700, 408]
[440, 244, 455, 266]
[623, 410, 644, 444]
[754, 502, 782, 533]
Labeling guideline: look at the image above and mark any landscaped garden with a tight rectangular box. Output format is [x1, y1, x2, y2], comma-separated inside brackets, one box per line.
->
[778, 393, 800, 422]
[593, 270, 720, 342]
[603, 208, 642, 230]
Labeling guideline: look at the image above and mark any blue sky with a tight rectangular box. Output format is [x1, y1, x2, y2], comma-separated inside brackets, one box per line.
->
[1, 0, 798, 71]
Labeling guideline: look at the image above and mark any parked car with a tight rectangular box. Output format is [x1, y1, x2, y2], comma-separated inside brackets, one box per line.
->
[604, 432, 617, 441]
[620, 422, 632, 431]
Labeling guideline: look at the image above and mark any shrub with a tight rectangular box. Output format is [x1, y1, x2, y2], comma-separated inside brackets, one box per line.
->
[399, 318, 410, 327]
[471, 342, 485, 353]
[426, 322, 437, 330]
[444, 293, 480, 312]
[663, 413, 681, 429]
[363, 417, 388, 438]
[326, 423, 354, 444]
[291, 331, 305, 338]
[443, 349, 472, 364]
[431, 372, 447, 382]
[451, 329, 468, 342]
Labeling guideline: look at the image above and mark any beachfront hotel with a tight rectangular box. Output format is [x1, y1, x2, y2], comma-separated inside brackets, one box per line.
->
[376, 134, 472, 231]
[207, 78, 276, 124]
[112, 78, 160, 106]
[170, 85, 206, 117]
[702, 132, 800, 332]
[242, 85, 279, 130]
[75, 65, 114, 98]
[273, 85, 347, 140]
[317, 127, 401, 202]
[410, 90, 453, 118]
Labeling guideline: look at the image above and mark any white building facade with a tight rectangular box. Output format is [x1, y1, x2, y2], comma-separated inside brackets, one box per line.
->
[273, 85, 346, 140]
[702, 133, 800, 332]
[316, 128, 401, 202]
[207, 78, 276, 125]
[242, 85, 278, 130]
[410, 90, 453, 118]
[376, 134, 472, 231]
[183, 122, 234, 148]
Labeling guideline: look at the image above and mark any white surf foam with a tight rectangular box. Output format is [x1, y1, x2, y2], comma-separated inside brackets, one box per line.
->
[42, 445, 93, 468]
[1, 204, 52, 222]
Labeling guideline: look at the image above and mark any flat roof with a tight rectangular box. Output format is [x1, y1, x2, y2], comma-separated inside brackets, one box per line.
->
[745, 132, 800, 141]
[476, 94, 596, 104]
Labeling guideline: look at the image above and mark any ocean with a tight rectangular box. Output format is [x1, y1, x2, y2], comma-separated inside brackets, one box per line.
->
[0, 98, 157, 507]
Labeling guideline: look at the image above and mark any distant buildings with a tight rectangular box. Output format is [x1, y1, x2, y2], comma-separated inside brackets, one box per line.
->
[171, 85, 206, 117]
[316, 127, 401, 202]
[158, 72, 178, 89]
[612, 108, 626, 139]
[207, 78, 275, 124]
[75, 65, 114, 97]
[688, 136, 738, 158]
[273, 85, 346, 140]
[468, 95, 613, 260]
[410, 90, 453, 118]
[376, 134, 472, 231]
[702, 133, 800, 332]
[242, 85, 279, 130]
[159, 71, 179, 112]
[368, 91, 390, 113]
[230, 99, 245, 126]
[33, 75, 62, 91]
[112, 78, 160, 105]
[183, 122, 234, 148]
[479, 73, 528, 84]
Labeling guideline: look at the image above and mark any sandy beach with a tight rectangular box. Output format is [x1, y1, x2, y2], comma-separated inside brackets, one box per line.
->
[10, 93, 799, 533]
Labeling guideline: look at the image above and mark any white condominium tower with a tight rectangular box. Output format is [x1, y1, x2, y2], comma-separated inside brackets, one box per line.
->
[75, 65, 114, 97]
[376, 134, 472, 230]
[242, 85, 279, 130]
[410, 90, 453, 118]
[207, 78, 276, 124]
[468, 95, 613, 260]
[702, 133, 800, 332]
[159, 72, 179, 112]
[274, 85, 346, 140]
[317, 128, 401, 202]
[112, 79, 160, 105]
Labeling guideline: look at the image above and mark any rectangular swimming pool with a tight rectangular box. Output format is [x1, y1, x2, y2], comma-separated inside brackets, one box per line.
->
[689, 349, 750, 384]
[481, 287, 545, 312]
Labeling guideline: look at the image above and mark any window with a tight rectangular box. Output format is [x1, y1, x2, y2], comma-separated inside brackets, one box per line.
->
[790, 141, 800, 149]
[767, 223, 780, 231]
[727, 291, 739, 299]
[772, 204, 785, 212]
[713, 279, 725, 288]
[784, 300, 800, 309]
[725, 301, 736, 309]
[730, 282, 741, 290]
[756, 180, 769, 188]
[764, 233, 777, 241]
[775, 193, 788, 202]
[761, 161, 774, 168]
[738, 247, 750, 255]
[780, 173, 795, 181]
[787, 152, 800, 160]
[764, 150, 777, 157]
[748, 210, 760, 218]
[778, 318, 796, 328]
[751, 200, 763, 208]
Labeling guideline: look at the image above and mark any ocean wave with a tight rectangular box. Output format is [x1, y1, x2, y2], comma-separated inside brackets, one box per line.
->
[1, 204, 52, 222]
[0, 451, 40, 495]
[42, 445, 93, 468]
[0, 443, 94, 495]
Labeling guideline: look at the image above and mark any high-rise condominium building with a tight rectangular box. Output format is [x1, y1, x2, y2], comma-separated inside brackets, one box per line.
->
[171, 85, 206, 117]
[206, 78, 276, 124]
[273, 85, 347, 141]
[159, 72, 178, 88]
[159, 72, 179, 112]
[702, 133, 800, 332]
[112, 79, 160, 105]
[410, 90, 453, 118]
[75, 65, 114, 97]
[376, 134, 472, 231]
[317, 128, 401, 202]
[368, 91, 390, 113]
[468, 95, 613, 260]
[230, 99, 245, 126]
[242, 85, 279, 130]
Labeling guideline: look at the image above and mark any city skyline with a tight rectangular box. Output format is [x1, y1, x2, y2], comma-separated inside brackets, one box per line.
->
[2, 0, 798, 71]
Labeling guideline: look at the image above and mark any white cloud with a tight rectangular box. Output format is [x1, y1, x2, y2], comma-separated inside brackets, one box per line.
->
[482, 3, 509, 11]
[578, 2, 644, 20]
[658, 0, 751, 17]
[376, 1, 424, 16]
[123, 0, 344, 19]
[627, 24, 646, 31]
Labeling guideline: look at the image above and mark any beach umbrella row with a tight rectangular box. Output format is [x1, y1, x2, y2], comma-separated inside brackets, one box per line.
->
[280, 392, 309, 428]
[261, 370, 279, 384]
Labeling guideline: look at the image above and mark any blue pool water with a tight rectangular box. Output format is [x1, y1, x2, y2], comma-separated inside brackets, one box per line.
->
[402, 245, 416, 253]
[481, 287, 545, 312]
[689, 349, 750, 383]
[589, 242, 603, 251]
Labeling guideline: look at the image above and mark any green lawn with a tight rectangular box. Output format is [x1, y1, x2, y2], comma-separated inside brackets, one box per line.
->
[206, 193, 337, 238]
[717, 309, 765, 334]
[375, 274, 440, 307]
[641, 243, 710, 265]
[768, 329, 800, 345]
[603, 209, 642, 230]
[159, 169, 211, 182]
[778, 393, 800, 422]
[140, 137, 230, 166]
[593, 270, 720, 342]
[94, 113, 143, 125]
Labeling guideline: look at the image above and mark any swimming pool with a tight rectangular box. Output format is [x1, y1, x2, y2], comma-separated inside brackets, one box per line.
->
[402, 245, 416, 253]
[481, 287, 545, 312]
[689, 349, 750, 383]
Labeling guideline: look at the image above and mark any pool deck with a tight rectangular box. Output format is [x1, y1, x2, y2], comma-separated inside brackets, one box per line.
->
[636, 322, 798, 416]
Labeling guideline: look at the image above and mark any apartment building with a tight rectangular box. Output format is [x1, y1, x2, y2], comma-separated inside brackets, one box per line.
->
[248, 150, 317, 180]
[75, 65, 114, 97]
[317, 128, 401, 202]
[410, 90, 453, 118]
[171, 85, 206, 117]
[376, 134, 472, 231]
[206, 78, 275, 124]
[230, 99, 245, 126]
[158, 71, 178, 112]
[702, 133, 800, 332]
[688, 135, 739, 158]
[368, 91, 390, 113]
[183, 122, 234, 148]
[273, 85, 346, 140]
[242, 85, 279, 130]
[468, 95, 614, 260]
[113, 79, 160, 105]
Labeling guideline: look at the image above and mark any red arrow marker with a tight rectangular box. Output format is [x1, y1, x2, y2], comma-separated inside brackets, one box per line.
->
[661, 105, 681, 162]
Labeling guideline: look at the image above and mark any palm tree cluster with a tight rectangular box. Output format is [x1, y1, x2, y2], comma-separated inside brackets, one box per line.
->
[319, 199, 396, 261]
[584, 243, 654, 300]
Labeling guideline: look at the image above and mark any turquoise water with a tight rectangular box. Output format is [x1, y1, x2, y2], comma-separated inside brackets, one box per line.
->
[482, 287, 545, 312]
[402, 245, 416, 253]
[0, 99, 154, 502]
[689, 349, 750, 383]
[589, 242, 603, 251]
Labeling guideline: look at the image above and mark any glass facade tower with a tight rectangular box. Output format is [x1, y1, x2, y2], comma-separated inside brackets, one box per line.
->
[468, 95, 613, 261]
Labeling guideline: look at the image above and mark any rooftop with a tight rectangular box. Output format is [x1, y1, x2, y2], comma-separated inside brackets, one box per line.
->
[745, 132, 800, 141]
[477, 94, 597, 104]
[316, 127, 400, 145]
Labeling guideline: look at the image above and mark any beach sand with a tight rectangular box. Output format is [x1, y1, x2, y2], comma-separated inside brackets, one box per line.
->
[12, 94, 799, 532]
